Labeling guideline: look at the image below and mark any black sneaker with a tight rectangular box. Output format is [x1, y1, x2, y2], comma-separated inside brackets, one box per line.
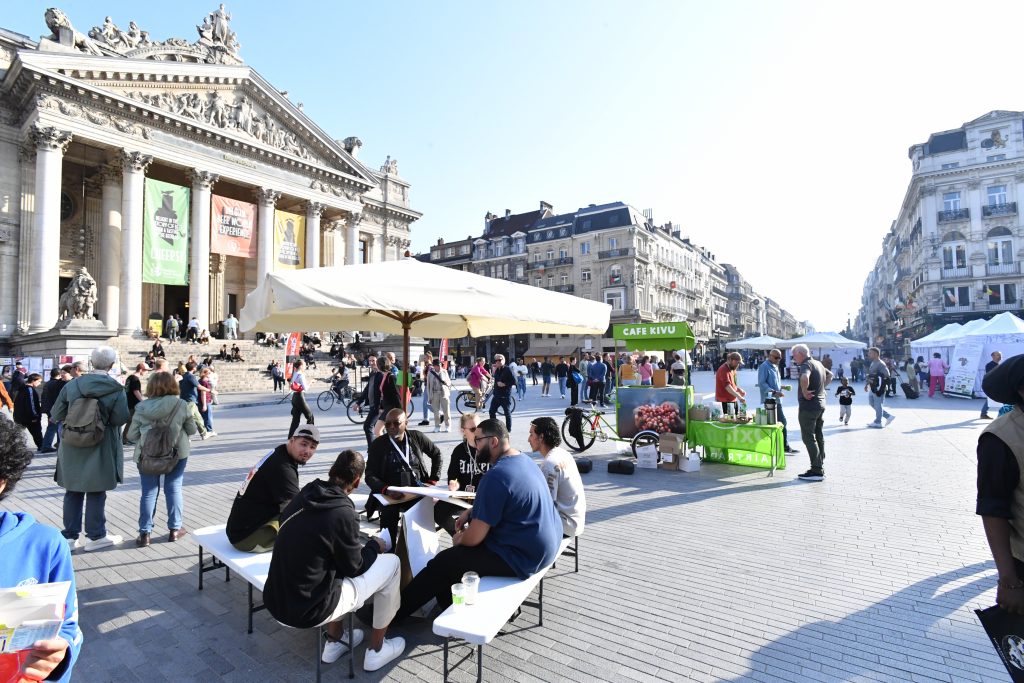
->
[784, 446, 800, 454]
[418, 420, 430, 426]
[797, 470, 824, 481]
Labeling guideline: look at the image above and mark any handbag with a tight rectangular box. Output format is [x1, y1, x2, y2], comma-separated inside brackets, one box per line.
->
[290, 380, 303, 392]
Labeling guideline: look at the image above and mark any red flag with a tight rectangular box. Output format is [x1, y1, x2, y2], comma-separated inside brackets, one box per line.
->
[440, 338, 449, 369]
[283, 332, 302, 380]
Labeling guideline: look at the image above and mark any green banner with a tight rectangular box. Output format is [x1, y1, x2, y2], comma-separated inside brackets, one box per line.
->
[143, 178, 191, 285]
[687, 420, 786, 470]
[612, 321, 695, 348]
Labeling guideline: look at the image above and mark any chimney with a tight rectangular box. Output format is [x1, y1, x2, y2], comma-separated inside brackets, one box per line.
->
[437, 237, 444, 246]
[539, 200, 553, 214]
[484, 212, 497, 234]
[505, 209, 511, 218]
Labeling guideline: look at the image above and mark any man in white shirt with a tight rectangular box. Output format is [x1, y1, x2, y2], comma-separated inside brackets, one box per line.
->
[528, 416, 586, 537]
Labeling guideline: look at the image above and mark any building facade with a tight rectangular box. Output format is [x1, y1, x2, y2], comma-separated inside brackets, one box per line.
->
[0, 7, 419, 354]
[855, 110, 1024, 352]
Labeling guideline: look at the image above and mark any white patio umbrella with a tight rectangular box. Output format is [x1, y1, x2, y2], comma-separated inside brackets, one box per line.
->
[725, 334, 784, 350]
[240, 259, 612, 398]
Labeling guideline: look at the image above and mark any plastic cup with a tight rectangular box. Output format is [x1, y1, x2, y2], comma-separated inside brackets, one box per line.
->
[451, 582, 466, 609]
[461, 572, 480, 605]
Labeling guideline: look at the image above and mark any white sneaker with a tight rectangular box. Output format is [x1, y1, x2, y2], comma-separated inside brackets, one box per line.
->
[364, 637, 405, 672]
[885, 415, 895, 427]
[433, 426, 440, 433]
[66, 536, 84, 551]
[322, 628, 365, 663]
[83, 534, 122, 552]
[207, 431, 218, 437]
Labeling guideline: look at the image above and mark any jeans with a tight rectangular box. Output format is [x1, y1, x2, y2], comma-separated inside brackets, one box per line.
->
[63, 490, 108, 540]
[982, 397, 991, 417]
[362, 405, 380, 448]
[868, 392, 892, 424]
[775, 401, 790, 448]
[422, 388, 430, 421]
[798, 407, 825, 473]
[591, 381, 605, 406]
[42, 419, 60, 450]
[138, 457, 187, 533]
[557, 377, 567, 397]
[394, 543, 516, 623]
[516, 376, 526, 399]
[201, 404, 214, 432]
[489, 393, 512, 430]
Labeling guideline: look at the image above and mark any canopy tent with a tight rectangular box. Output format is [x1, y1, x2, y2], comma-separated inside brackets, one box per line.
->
[725, 334, 784, 351]
[945, 313, 1024, 399]
[239, 259, 612, 399]
[910, 323, 961, 347]
[777, 332, 866, 377]
[962, 311, 1024, 341]
[910, 323, 963, 364]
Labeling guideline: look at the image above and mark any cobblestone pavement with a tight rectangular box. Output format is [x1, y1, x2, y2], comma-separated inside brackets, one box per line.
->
[1, 369, 1008, 682]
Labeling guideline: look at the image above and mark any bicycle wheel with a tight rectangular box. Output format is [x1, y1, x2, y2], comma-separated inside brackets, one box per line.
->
[346, 402, 365, 424]
[316, 390, 335, 412]
[631, 430, 660, 458]
[455, 392, 475, 415]
[508, 395, 517, 414]
[561, 413, 597, 453]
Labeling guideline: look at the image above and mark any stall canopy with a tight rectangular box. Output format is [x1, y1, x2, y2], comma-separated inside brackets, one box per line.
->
[725, 334, 784, 350]
[963, 311, 1024, 341]
[910, 323, 961, 347]
[240, 259, 612, 394]
[777, 332, 866, 350]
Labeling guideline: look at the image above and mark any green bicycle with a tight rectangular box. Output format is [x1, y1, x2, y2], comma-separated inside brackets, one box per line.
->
[560, 406, 659, 457]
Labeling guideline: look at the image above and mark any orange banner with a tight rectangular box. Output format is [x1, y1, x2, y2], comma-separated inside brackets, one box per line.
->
[284, 332, 302, 381]
[210, 195, 257, 258]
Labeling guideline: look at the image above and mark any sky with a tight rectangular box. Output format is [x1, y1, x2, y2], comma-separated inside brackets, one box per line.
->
[7, 1, 1024, 333]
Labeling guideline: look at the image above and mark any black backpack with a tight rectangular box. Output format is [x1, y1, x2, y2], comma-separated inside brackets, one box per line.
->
[138, 402, 185, 476]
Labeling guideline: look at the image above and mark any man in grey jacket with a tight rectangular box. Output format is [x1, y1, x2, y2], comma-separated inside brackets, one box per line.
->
[51, 346, 129, 551]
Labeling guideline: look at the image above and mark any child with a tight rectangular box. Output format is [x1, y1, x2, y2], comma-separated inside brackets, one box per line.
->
[835, 377, 855, 426]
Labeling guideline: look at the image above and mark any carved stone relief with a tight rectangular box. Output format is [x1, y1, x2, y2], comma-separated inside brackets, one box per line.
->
[37, 94, 151, 140]
[310, 179, 359, 202]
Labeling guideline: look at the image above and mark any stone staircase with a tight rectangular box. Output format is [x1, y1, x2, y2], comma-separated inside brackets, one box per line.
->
[103, 337, 338, 393]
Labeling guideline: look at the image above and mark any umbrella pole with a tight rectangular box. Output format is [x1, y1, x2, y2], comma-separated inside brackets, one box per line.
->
[402, 317, 411, 409]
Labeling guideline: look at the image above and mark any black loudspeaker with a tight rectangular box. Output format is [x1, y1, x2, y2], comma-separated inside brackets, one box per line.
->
[607, 458, 635, 475]
[574, 457, 593, 474]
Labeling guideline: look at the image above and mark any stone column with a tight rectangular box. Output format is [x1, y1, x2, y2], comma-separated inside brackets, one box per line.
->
[209, 254, 227, 330]
[99, 163, 125, 331]
[118, 150, 153, 335]
[322, 219, 342, 266]
[305, 201, 324, 268]
[27, 126, 72, 333]
[346, 212, 361, 265]
[188, 170, 218, 330]
[254, 188, 280, 285]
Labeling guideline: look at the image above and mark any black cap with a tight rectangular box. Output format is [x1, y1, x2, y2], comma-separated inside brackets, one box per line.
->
[982, 355, 1024, 406]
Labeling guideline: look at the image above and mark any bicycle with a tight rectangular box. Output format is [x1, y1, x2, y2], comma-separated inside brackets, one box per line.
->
[316, 380, 353, 411]
[560, 405, 658, 457]
[347, 396, 415, 425]
[455, 383, 517, 415]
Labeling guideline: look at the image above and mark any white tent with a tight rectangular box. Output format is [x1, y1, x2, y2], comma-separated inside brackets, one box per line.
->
[910, 323, 963, 364]
[910, 323, 961, 347]
[239, 259, 612, 391]
[777, 332, 866, 378]
[725, 334, 784, 350]
[962, 312, 1024, 341]
[943, 313, 1024, 399]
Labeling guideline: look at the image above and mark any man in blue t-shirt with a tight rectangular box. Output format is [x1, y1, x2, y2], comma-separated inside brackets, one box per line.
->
[392, 419, 561, 621]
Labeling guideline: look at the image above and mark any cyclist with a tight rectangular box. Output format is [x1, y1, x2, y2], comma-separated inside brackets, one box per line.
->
[330, 365, 350, 400]
[467, 357, 490, 413]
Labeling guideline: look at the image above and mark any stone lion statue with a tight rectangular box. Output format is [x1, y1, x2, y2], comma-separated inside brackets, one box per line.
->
[44, 8, 103, 55]
[58, 267, 98, 321]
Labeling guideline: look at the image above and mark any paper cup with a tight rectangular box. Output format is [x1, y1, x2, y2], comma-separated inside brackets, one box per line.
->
[451, 582, 466, 609]
[461, 572, 480, 605]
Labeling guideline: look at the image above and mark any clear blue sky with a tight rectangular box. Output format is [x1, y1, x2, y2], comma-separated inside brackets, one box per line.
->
[8, 1, 1022, 332]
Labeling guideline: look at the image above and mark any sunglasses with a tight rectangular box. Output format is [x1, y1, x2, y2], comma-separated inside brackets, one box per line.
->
[384, 420, 405, 427]
[463, 426, 477, 432]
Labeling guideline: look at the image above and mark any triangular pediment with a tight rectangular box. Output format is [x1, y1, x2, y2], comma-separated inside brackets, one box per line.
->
[13, 50, 376, 186]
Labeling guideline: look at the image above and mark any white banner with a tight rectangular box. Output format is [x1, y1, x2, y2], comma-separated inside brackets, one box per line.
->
[944, 339, 985, 398]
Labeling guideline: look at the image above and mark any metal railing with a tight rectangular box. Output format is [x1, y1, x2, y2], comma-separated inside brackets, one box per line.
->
[526, 257, 574, 270]
[942, 303, 972, 313]
[937, 208, 970, 223]
[941, 266, 970, 279]
[986, 262, 1018, 276]
[983, 202, 1017, 218]
[597, 247, 633, 260]
[544, 284, 575, 293]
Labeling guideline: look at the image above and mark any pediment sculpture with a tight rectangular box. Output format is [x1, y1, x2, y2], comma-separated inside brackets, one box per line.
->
[125, 90, 313, 161]
[42, 5, 242, 64]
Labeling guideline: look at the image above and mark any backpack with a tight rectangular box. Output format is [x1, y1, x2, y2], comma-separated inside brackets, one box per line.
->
[63, 396, 106, 448]
[138, 402, 185, 476]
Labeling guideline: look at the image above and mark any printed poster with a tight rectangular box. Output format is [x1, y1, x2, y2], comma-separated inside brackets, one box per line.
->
[274, 210, 304, 270]
[211, 195, 257, 259]
[284, 332, 302, 381]
[143, 178, 191, 285]
[944, 338, 984, 398]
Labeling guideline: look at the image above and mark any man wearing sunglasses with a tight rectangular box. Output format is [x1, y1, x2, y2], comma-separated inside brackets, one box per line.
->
[393, 419, 562, 622]
[364, 408, 442, 541]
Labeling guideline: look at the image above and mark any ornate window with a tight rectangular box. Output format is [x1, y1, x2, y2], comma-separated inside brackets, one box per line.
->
[941, 231, 967, 270]
[987, 226, 1013, 265]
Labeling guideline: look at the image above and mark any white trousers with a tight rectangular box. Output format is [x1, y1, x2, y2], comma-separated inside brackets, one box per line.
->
[317, 554, 401, 630]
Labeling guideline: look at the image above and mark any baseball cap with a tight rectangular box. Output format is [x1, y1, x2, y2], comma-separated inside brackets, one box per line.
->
[291, 425, 321, 443]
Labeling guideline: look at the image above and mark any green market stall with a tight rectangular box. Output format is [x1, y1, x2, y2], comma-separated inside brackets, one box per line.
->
[686, 421, 785, 475]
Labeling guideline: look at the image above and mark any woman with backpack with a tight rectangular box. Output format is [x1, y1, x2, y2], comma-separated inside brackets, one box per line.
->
[126, 371, 206, 547]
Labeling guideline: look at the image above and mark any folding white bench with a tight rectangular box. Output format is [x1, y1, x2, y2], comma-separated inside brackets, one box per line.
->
[432, 536, 573, 682]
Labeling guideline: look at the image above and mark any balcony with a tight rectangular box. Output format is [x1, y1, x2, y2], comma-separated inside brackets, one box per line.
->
[989, 301, 1019, 311]
[544, 284, 575, 294]
[526, 256, 574, 271]
[598, 247, 633, 260]
[937, 208, 970, 223]
[941, 266, 970, 279]
[943, 303, 973, 313]
[983, 202, 1017, 218]
[635, 246, 650, 262]
[986, 262, 1019, 276]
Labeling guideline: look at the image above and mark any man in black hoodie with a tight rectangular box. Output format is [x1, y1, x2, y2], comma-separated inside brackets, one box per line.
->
[225, 425, 319, 552]
[264, 450, 405, 673]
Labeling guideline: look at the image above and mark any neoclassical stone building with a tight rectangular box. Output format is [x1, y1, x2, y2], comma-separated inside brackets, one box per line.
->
[0, 7, 419, 353]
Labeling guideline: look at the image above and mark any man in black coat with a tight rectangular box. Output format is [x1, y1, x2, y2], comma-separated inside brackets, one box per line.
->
[13, 373, 44, 450]
[365, 408, 442, 541]
[264, 450, 405, 672]
[39, 366, 69, 453]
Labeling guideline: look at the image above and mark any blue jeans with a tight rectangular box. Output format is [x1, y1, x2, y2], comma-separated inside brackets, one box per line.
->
[138, 457, 187, 533]
[868, 392, 891, 424]
[516, 376, 526, 399]
[558, 377, 567, 396]
[422, 389, 430, 421]
[201, 404, 214, 432]
[62, 490, 108, 540]
[42, 419, 60, 450]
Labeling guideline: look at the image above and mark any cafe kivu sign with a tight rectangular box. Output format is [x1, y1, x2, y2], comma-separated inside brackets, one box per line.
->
[612, 322, 695, 345]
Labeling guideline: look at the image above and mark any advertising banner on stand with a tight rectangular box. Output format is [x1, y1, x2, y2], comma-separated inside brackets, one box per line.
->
[143, 179, 190, 285]
[283, 332, 302, 381]
[274, 210, 305, 270]
[211, 195, 257, 258]
[944, 338, 985, 398]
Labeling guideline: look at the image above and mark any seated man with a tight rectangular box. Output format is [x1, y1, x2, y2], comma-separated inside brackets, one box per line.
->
[528, 417, 587, 537]
[365, 409, 442, 541]
[434, 413, 488, 536]
[0, 419, 82, 682]
[393, 419, 562, 621]
[264, 450, 405, 672]
[225, 425, 320, 552]
[217, 344, 229, 361]
[231, 344, 245, 362]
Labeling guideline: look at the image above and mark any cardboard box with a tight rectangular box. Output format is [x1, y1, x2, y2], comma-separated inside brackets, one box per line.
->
[688, 405, 710, 422]
[652, 369, 668, 387]
[658, 433, 685, 471]
[635, 444, 659, 469]
[680, 450, 701, 473]
[619, 364, 636, 380]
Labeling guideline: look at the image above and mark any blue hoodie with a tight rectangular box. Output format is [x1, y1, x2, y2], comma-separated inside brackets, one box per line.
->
[0, 512, 81, 681]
